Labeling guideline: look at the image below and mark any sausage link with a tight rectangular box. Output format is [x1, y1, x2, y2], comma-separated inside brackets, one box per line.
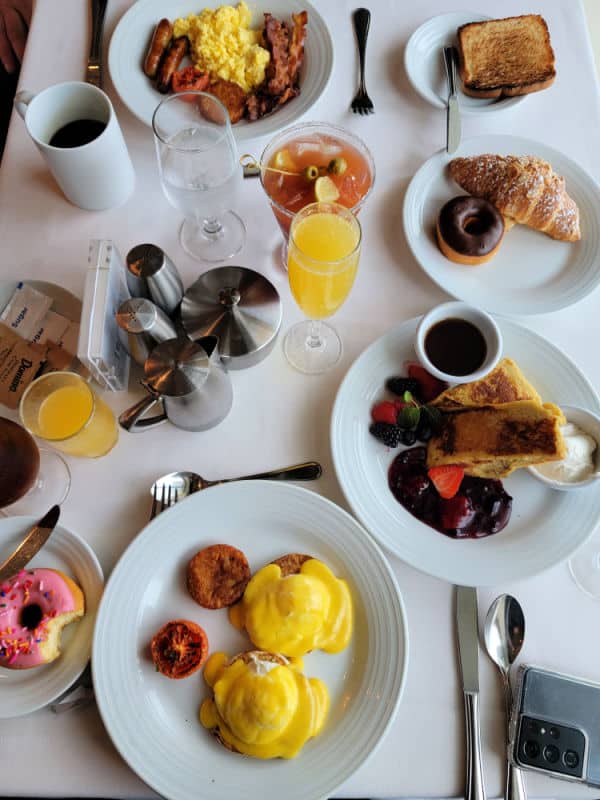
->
[143, 18, 173, 79]
[156, 36, 189, 94]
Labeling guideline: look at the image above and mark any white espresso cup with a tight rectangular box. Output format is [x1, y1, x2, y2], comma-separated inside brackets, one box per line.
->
[15, 81, 135, 211]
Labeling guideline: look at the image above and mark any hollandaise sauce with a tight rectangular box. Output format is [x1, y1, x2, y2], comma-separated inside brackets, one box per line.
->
[200, 651, 330, 759]
[228, 558, 353, 657]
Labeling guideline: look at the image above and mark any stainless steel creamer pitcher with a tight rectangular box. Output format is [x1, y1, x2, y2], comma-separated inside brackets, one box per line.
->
[118, 335, 232, 433]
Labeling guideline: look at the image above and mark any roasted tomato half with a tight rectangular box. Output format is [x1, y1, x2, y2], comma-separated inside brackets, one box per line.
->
[150, 619, 209, 679]
[171, 66, 210, 94]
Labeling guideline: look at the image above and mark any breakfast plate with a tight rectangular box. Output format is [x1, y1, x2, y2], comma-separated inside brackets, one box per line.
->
[404, 11, 526, 113]
[93, 481, 408, 800]
[403, 134, 600, 315]
[331, 317, 600, 587]
[108, 0, 334, 139]
[0, 516, 103, 718]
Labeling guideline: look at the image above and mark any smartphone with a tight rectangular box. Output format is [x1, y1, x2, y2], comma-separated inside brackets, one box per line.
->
[509, 664, 600, 787]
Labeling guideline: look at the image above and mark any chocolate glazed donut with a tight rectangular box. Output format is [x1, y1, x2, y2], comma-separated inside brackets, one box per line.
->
[436, 195, 505, 265]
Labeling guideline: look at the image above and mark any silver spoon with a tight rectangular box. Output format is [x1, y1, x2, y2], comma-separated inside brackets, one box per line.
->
[484, 595, 527, 800]
[150, 461, 322, 500]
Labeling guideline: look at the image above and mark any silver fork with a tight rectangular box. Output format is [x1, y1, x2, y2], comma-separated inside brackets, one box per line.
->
[351, 8, 374, 115]
[149, 483, 180, 521]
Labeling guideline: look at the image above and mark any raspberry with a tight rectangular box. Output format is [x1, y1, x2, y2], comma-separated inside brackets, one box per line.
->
[369, 422, 402, 447]
[371, 401, 399, 425]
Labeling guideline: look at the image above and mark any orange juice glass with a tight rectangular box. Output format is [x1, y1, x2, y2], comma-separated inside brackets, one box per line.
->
[19, 371, 118, 458]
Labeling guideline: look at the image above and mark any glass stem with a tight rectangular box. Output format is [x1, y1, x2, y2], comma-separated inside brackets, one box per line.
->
[307, 319, 322, 349]
[202, 216, 223, 236]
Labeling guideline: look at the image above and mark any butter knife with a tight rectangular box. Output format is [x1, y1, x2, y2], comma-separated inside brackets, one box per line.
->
[87, 0, 108, 88]
[444, 46, 461, 154]
[0, 505, 61, 582]
[456, 585, 486, 800]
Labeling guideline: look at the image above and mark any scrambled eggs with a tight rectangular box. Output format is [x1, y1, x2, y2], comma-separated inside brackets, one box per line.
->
[200, 651, 330, 759]
[229, 558, 353, 657]
[173, 2, 270, 93]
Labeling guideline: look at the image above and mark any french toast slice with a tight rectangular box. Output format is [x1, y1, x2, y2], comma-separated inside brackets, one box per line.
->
[457, 15, 556, 98]
[426, 400, 566, 478]
[430, 358, 542, 410]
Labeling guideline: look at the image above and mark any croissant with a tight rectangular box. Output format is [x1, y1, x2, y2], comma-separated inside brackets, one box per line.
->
[448, 155, 581, 241]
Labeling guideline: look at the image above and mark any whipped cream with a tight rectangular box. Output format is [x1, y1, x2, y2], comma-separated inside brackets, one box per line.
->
[535, 422, 598, 483]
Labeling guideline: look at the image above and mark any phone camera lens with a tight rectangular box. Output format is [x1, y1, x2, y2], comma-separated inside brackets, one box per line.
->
[543, 745, 560, 764]
[549, 727, 560, 739]
[564, 750, 580, 769]
[524, 740, 540, 759]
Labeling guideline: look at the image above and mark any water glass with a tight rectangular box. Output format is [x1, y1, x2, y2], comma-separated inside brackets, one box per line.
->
[152, 92, 245, 262]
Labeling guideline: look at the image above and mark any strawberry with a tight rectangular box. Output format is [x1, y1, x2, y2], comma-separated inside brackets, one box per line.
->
[371, 400, 398, 426]
[427, 465, 465, 499]
[406, 362, 448, 403]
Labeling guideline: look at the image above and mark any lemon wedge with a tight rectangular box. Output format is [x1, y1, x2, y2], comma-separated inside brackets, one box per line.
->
[314, 176, 340, 202]
[273, 149, 296, 172]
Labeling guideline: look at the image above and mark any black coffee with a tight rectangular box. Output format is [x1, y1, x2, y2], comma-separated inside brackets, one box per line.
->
[49, 118, 106, 148]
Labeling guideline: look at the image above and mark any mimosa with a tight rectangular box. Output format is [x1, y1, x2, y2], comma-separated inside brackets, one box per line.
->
[288, 212, 360, 319]
[284, 201, 362, 375]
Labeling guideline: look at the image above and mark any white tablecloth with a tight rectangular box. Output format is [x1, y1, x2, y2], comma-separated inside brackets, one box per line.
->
[1, 0, 600, 797]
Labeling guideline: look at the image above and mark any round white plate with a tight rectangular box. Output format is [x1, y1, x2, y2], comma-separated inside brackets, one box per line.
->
[108, 0, 334, 140]
[93, 481, 408, 800]
[0, 516, 103, 717]
[404, 11, 525, 113]
[403, 134, 600, 315]
[331, 317, 600, 587]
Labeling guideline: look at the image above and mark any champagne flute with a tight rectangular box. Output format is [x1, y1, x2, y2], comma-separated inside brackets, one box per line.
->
[0, 416, 70, 516]
[284, 201, 362, 374]
[152, 92, 246, 262]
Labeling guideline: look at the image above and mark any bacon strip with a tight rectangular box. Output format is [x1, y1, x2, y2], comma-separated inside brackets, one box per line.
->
[288, 11, 308, 86]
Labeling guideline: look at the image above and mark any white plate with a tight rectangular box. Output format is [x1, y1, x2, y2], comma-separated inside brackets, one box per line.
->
[93, 481, 408, 800]
[108, 0, 334, 140]
[0, 516, 103, 717]
[404, 11, 526, 113]
[331, 317, 600, 587]
[403, 134, 600, 315]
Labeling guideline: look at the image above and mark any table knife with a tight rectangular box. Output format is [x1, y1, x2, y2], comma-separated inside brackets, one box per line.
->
[456, 585, 486, 800]
[0, 505, 60, 582]
[444, 46, 461, 154]
[87, 0, 108, 88]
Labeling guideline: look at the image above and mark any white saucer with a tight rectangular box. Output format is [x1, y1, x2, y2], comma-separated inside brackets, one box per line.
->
[404, 11, 526, 113]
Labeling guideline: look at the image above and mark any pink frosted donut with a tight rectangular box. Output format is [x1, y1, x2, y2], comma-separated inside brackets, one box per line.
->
[0, 568, 85, 669]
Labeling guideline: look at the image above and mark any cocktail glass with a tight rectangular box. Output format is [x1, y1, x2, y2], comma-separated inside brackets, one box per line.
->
[259, 121, 374, 268]
[0, 417, 70, 516]
[19, 371, 118, 459]
[284, 201, 362, 374]
[153, 91, 246, 262]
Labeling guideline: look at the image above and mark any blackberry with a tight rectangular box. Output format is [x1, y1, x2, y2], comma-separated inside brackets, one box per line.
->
[369, 422, 402, 447]
[385, 376, 421, 399]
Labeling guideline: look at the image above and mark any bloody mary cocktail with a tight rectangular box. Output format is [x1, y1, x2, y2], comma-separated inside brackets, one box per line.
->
[260, 122, 375, 242]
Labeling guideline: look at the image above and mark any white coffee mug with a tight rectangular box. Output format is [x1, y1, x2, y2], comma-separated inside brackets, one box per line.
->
[15, 81, 135, 211]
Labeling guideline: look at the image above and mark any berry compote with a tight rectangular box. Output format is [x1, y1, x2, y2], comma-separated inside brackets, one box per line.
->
[388, 447, 512, 538]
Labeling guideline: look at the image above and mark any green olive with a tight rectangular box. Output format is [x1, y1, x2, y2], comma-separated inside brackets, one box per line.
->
[327, 157, 348, 176]
[302, 165, 319, 181]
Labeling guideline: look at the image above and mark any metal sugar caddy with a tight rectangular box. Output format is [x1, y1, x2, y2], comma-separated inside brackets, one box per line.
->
[180, 265, 282, 370]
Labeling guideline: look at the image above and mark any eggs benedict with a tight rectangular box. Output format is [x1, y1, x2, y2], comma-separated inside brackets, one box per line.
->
[200, 650, 329, 759]
[228, 554, 353, 657]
